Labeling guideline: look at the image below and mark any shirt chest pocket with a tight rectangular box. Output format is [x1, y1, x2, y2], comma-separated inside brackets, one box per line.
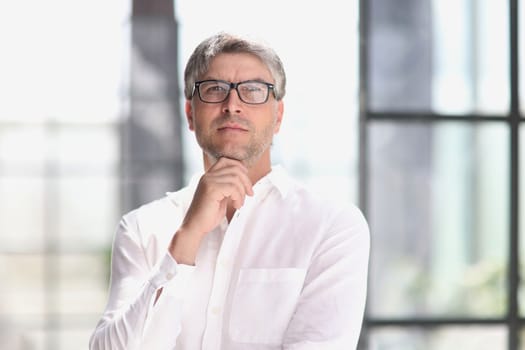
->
[229, 268, 307, 345]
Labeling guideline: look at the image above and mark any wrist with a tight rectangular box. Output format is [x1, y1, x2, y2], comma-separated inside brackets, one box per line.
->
[168, 227, 205, 265]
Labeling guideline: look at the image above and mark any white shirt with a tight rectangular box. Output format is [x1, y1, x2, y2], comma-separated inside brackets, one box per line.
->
[89, 166, 370, 350]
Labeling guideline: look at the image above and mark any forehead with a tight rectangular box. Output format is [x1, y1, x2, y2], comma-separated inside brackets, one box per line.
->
[203, 53, 274, 82]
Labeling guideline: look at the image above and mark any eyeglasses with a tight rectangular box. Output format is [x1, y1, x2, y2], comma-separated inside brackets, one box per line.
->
[192, 79, 275, 105]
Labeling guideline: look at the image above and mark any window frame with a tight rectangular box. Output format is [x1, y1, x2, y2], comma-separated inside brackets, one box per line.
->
[358, 0, 522, 349]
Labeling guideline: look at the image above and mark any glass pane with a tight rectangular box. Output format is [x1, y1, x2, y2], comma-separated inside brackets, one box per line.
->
[0, 124, 118, 176]
[0, 178, 45, 251]
[57, 176, 118, 251]
[0, 176, 118, 253]
[0, 315, 46, 350]
[368, 122, 509, 317]
[55, 126, 119, 174]
[368, 0, 509, 114]
[56, 328, 98, 350]
[56, 254, 109, 314]
[368, 326, 506, 350]
[9, 326, 100, 350]
[519, 327, 525, 350]
[0, 1, 129, 123]
[0, 126, 47, 172]
[0, 254, 46, 315]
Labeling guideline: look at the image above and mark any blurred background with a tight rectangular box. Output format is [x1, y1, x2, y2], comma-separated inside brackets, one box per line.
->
[0, 0, 523, 349]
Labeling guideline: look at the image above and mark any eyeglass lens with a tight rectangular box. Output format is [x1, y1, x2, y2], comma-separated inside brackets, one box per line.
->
[197, 81, 270, 104]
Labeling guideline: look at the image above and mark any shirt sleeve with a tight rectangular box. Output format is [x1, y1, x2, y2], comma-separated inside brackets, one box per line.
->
[89, 212, 195, 350]
[282, 205, 370, 350]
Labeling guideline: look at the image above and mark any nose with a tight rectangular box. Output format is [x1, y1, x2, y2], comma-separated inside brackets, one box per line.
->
[221, 88, 243, 114]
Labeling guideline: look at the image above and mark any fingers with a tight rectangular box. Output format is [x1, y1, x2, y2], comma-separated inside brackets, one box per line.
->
[207, 158, 254, 198]
[207, 178, 246, 209]
[194, 157, 254, 213]
[179, 158, 254, 236]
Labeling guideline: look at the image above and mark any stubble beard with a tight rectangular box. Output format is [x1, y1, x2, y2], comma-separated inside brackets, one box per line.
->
[196, 115, 276, 168]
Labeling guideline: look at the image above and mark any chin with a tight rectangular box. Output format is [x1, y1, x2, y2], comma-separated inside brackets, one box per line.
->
[219, 153, 248, 162]
[211, 151, 261, 167]
[214, 146, 248, 160]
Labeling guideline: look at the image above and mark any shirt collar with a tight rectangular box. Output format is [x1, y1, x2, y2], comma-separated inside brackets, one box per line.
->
[264, 164, 294, 199]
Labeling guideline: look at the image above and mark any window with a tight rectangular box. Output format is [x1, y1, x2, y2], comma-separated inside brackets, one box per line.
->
[0, 1, 362, 348]
[0, 1, 129, 348]
[360, 0, 524, 349]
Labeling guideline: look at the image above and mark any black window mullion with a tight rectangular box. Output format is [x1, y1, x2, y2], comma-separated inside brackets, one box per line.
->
[368, 112, 511, 122]
[358, 0, 370, 347]
[358, 0, 370, 218]
[367, 317, 510, 327]
[508, 0, 520, 348]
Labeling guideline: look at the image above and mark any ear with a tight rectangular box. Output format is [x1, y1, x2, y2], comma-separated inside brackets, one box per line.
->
[185, 100, 195, 131]
[273, 100, 284, 134]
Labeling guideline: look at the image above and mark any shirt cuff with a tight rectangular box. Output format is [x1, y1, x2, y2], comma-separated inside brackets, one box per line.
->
[149, 252, 180, 289]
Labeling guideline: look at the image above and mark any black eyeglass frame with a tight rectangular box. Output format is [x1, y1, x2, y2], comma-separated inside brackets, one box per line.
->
[192, 79, 275, 105]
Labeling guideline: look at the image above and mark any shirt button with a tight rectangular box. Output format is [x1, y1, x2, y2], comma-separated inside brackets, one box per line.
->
[166, 272, 174, 280]
[211, 306, 221, 315]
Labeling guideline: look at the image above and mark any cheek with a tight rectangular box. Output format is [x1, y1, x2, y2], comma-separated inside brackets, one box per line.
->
[188, 111, 208, 132]
[192, 116, 214, 137]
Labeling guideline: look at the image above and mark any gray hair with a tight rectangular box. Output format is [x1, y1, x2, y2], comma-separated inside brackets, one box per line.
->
[183, 33, 286, 101]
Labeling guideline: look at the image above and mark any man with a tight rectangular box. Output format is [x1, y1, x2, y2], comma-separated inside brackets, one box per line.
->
[90, 32, 369, 350]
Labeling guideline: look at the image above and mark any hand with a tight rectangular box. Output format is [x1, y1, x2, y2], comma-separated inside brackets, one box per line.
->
[182, 157, 254, 235]
[169, 158, 253, 265]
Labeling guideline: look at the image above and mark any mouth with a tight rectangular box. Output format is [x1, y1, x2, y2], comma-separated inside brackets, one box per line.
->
[217, 123, 248, 132]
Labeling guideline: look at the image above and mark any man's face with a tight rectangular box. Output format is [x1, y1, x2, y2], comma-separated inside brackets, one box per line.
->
[185, 53, 283, 167]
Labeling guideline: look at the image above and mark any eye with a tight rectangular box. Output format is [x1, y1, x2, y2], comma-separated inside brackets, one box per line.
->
[203, 83, 228, 94]
[240, 83, 265, 94]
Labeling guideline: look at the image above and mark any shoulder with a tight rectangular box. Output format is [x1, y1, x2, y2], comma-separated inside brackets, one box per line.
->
[127, 183, 194, 217]
[282, 182, 370, 268]
[120, 185, 194, 237]
[298, 186, 368, 236]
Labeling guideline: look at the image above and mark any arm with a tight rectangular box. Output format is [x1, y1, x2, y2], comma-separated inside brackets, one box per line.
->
[89, 214, 194, 350]
[168, 157, 254, 265]
[90, 158, 253, 349]
[283, 207, 370, 350]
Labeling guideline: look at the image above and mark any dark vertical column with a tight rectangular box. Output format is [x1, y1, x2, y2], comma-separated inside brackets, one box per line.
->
[123, 0, 184, 212]
[357, 1, 370, 348]
[368, 0, 433, 112]
[508, 0, 520, 348]
[366, 0, 434, 306]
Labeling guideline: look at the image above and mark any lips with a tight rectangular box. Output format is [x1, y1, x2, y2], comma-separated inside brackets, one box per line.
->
[217, 123, 248, 131]
[213, 115, 251, 133]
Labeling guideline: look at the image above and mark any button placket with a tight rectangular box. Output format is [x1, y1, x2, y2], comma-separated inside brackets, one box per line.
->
[201, 197, 253, 349]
